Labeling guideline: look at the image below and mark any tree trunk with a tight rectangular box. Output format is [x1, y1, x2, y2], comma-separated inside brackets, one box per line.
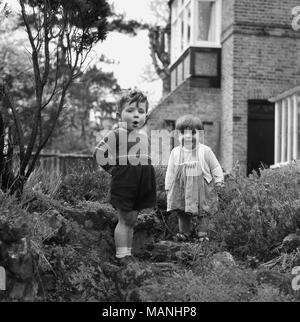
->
[8, 174, 24, 197]
[0, 110, 4, 182]
[0, 139, 15, 193]
[162, 74, 171, 97]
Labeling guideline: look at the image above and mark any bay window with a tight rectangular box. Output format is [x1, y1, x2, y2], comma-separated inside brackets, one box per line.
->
[170, 0, 222, 91]
[170, 0, 222, 63]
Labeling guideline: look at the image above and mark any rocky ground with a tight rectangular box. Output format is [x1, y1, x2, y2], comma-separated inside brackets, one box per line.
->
[1, 198, 300, 302]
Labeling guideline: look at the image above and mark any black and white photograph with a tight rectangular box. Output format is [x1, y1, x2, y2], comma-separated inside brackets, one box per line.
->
[0, 0, 300, 307]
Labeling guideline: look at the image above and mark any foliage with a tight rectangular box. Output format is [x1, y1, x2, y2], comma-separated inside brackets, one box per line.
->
[0, 0, 110, 195]
[48, 132, 93, 154]
[108, 12, 148, 36]
[50, 65, 120, 153]
[138, 266, 256, 302]
[154, 165, 167, 210]
[0, 192, 32, 235]
[107, 0, 171, 94]
[149, 0, 169, 26]
[211, 162, 300, 261]
[153, 162, 300, 262]
[41, 243, 118, 301]
[25, 166, 62, 198]
[147, 0, 170, 94]
[2, 160, 300, 302]
[250, 285, 295, 302]
[57, 164, 168, 207]
[58, 166, 110, 204]
[1, 184, 118, 301]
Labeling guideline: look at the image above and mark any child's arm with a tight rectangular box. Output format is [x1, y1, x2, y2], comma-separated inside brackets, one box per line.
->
[165, 149, 175, 191]
[94, 130, 116, 174]
[206, 149, 224, 187]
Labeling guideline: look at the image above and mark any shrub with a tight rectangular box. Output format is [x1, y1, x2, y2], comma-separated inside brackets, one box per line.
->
[154, 165, 167, 210]
[139, 266, 257, 302]
[58, 165, 110, 204]
[0, 192, 37, 240]
[211, 162, 300, 261]
[24, 166, 62, 198]
[250, 286, 295, 302]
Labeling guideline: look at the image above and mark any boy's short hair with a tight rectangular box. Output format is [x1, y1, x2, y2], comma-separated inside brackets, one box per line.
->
[175, 114, 204, 132]
[117, 89, 149, 114]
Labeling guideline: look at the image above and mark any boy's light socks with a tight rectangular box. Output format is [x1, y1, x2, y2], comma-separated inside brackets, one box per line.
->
[116, 247, 131, 258]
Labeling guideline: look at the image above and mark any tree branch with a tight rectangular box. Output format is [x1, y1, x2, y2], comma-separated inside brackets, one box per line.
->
[19, 1, 44, 175]
[19, 0, 42, 89]
[25, 79, 72, 178]
[2, 85, 25, 163]
[41, 0, 50, 87]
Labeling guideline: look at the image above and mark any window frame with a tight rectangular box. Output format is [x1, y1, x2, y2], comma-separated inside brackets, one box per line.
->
[171, 0, 222, 64]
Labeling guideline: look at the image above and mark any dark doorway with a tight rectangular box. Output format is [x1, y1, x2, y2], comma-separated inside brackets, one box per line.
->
[247, 100, 274, 175]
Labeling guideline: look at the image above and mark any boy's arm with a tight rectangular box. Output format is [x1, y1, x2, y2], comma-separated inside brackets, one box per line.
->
[206, 148, 224, 186]
[165, 149, 175, 191]
[94, 131, 116, 174]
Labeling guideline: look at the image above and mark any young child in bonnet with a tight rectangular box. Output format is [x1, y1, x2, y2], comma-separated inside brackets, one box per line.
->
[165, 114, 224, 241]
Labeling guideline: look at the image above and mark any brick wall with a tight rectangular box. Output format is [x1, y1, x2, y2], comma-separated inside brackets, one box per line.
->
[221, 0, 300, 173]
[150, 0, 300, 173]
[148, 79, 221, 164]
[234, 0, 300, 26]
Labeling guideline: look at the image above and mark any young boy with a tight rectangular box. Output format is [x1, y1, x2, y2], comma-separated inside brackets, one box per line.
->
[94, 90, 156, 263]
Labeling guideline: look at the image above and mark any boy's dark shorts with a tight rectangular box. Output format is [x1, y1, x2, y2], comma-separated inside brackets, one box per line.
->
[110, 164, 156, 212]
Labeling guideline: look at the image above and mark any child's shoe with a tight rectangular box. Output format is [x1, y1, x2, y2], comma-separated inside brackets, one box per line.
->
[173, 232, 190, 242]
[195, 231, 209, 242]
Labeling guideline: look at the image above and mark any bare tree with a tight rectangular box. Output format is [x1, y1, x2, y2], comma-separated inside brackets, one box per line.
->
[148, 25, 170, 95]
[0, 0, 110, 195]
[107, 0, 171, 96]
[148, 0, 170, 95]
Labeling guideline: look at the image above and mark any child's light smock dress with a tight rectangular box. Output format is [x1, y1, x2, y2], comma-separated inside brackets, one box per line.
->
[165, 144, 223, 216]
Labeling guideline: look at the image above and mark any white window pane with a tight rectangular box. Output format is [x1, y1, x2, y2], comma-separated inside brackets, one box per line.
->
[183, 54, 190, 79]
[173, 0, 178, 16]
[180, 14, 184, 51]
[172, 0, 178, 22]
[171, 69, 176, 91]
[184, 4, 191, 48]
[197, 1, 216, 42]
[171, 18, 181, 61]
[177, 62, 183, 85]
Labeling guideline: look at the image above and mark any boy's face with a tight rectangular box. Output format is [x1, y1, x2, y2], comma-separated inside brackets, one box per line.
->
[178, 129, 201, 149]
[119, 101, 147, 131]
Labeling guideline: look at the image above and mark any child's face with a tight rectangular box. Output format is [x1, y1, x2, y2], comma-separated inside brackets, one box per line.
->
[178, 129, 200, 149]
[119, 102, 147, 131]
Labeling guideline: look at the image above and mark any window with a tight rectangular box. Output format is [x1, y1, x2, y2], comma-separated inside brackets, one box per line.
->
[171, 0, 192, 62]
[171, 0, 222, 64]
[197, 1, 216, 41]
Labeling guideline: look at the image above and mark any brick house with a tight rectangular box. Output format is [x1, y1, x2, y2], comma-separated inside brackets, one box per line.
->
[147, 0, 300, 174]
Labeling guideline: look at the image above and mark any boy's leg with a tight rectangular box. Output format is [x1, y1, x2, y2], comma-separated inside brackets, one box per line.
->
[177, 212, 192, 236]
[115, 208, 138, 258]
